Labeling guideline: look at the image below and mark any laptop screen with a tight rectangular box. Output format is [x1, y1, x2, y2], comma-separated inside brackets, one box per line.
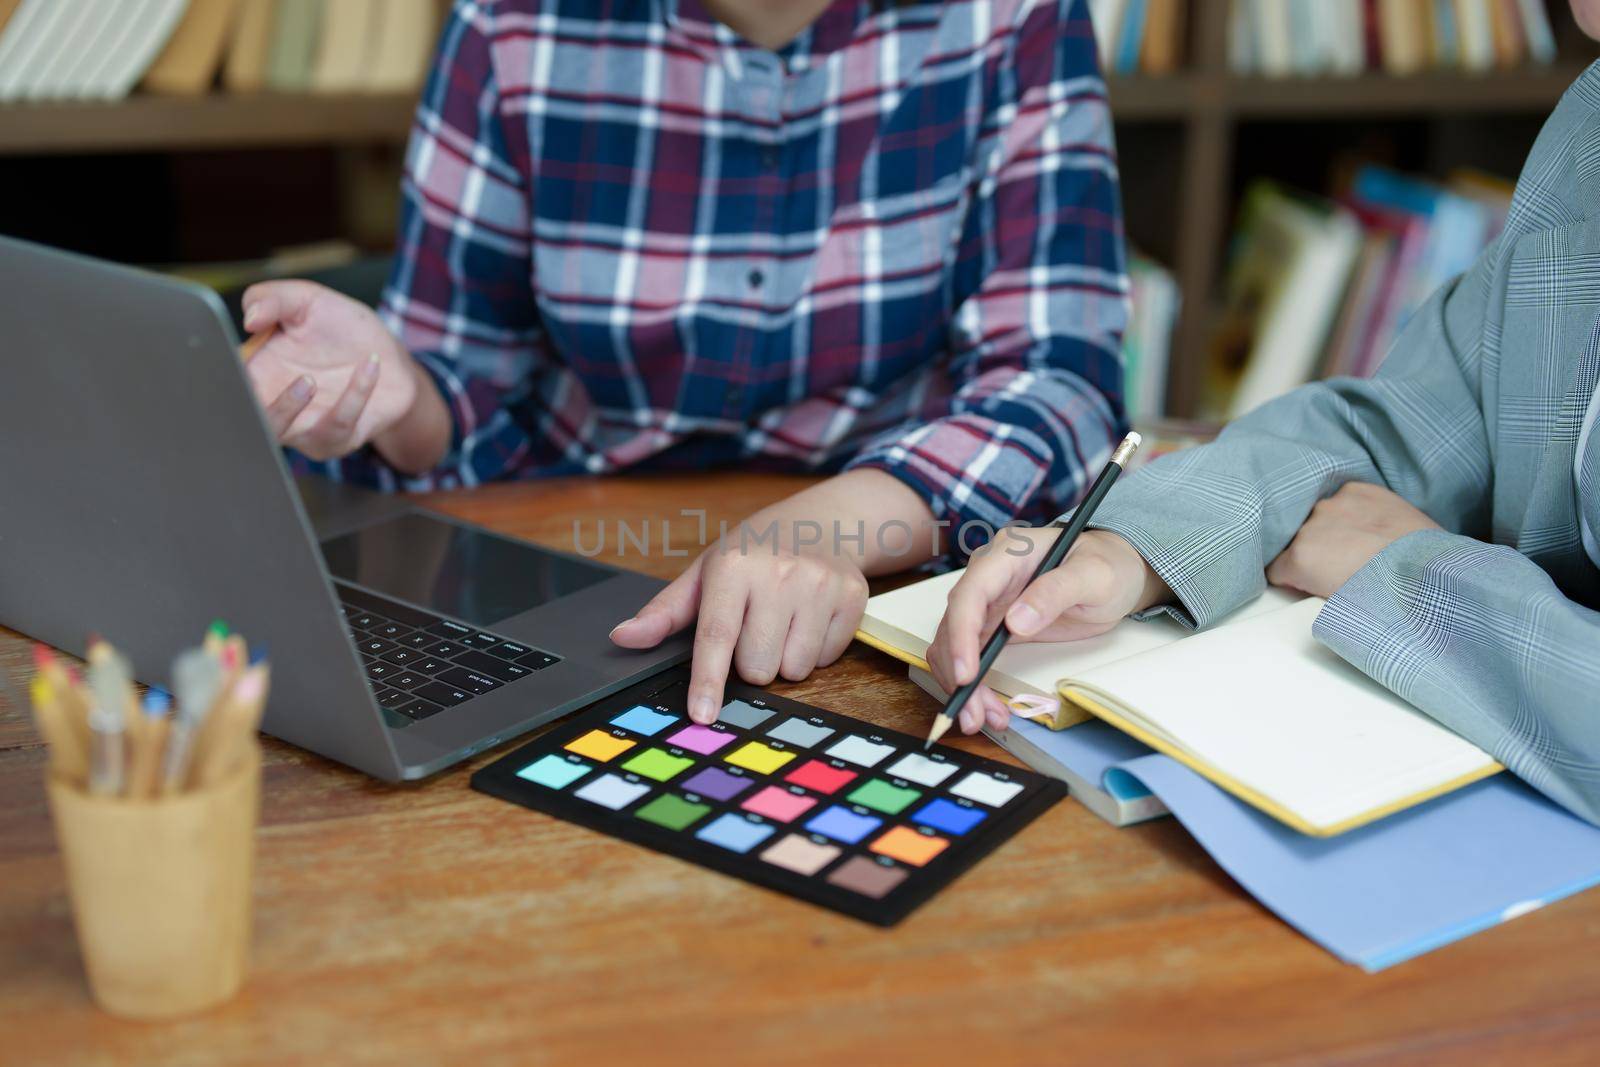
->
[320, 513, 615, 628]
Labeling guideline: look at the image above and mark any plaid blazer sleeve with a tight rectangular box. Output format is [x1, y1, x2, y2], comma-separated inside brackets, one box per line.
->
[1316, 530, 1600, 824]
[845, 0, 1127, 543]
[1089, 241, 1498, 627]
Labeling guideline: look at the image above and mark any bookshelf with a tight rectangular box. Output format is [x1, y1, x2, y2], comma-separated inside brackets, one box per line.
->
[0, 0, 1593, 414]
[0, 93, 418, 155]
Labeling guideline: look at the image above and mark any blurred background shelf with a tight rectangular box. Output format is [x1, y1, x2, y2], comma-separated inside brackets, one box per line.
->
[0, 93, 418, 154]
[2, 0, 1595, 419]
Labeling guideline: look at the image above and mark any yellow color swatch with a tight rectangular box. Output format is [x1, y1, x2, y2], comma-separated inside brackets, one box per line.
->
[724, 741, 795, 776]
[565, 730, 636, 763]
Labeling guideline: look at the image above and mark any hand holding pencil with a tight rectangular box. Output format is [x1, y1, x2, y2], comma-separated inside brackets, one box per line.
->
[924, 434, 1171, 742]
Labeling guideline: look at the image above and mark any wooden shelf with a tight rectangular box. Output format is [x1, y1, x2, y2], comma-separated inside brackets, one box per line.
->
[1106, 64, 1587, 121]
[0, 62, 1582, 156]
[0, 93, 417, 155]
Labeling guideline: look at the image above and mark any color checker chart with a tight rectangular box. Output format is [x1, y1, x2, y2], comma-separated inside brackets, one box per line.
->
[472, 666, 1065, 925]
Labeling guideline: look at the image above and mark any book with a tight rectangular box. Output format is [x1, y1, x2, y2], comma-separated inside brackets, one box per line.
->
[1455, 0, 1497, 71]
[0, 0, 75, 101]
[310, 0, 374, 92]
[1055, 596, 1501, 836]
[1229, 0, 1551, 75]
[1122, 254, 1180, 420]
[95, 0, 193, 100]
[1114, 0, 1147, 75]
[1516, 0, 1556, 64]
[365, 0, 441, 93]
[1087, 0, 1128, 74]
[265, 0, 321, 92]
[1201, 182, 1362, 419]
[1378, 0, 1427, 74]
[907, 665, 1170, 827]
[143, 0, 241, 95]
[856, 574, 1501, 836]
[857, 569, 1300, 728]
[223, 0, 277, 92]
[23, 0, 106, 100]
[1137, 0, 1184, 75]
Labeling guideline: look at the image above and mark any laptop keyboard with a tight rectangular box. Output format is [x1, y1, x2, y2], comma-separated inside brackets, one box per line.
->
[337, 583, 562, 723]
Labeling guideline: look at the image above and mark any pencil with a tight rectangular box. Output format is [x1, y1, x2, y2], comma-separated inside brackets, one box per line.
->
[29, 677, 90, 786]
[192, 665, 269, 789]
[924, 432, 1143, 750]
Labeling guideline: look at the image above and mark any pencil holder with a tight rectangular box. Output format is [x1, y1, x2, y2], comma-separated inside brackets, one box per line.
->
[46, 751, 260, 1020]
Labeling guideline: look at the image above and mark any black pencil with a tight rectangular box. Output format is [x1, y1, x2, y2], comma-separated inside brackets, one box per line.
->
[925, 431, 1143, 750]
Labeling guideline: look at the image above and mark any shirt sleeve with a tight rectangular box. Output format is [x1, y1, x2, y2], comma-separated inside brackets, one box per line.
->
[302, 4, 544, 490]
[844, 0, 1127, 552]
[1317, 529, 1600, 825]
[1087, 225, 1500, 629]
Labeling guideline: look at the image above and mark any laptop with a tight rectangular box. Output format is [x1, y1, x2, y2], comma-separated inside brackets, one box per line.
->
[0, 235, 691, 781]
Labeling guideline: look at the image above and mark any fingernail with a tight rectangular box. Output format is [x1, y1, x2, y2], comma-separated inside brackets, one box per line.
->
[1008, 603, 1043, 634]
[690, 696, 718, 724]
[243, 306, 259, 330]
[608, 617, 636, 637]
[953, 656, 971, 682]
[290, 376, 314, 401]
[360, 352, 381, 381]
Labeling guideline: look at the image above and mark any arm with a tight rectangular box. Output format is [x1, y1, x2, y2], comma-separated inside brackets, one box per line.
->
[315, 5, 545, 488]
[1318, 531, 1600, 824]
[845, 0, 1127, 550]
[1089, 235, 1499, 627]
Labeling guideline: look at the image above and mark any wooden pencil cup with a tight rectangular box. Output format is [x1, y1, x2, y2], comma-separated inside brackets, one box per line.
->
[46, 755, 260, 1020]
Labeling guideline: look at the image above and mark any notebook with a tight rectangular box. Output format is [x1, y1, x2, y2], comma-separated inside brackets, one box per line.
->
[857, 575, 1501, 836]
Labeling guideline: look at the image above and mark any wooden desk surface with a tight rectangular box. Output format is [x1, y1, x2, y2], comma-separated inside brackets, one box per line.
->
[3, 474, 1599, 1067]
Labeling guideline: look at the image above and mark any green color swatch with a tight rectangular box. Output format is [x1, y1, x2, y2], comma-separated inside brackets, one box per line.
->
[846, 779, 922, 816]
[634, 793, 711, 832]
[621, 747, 695, 782]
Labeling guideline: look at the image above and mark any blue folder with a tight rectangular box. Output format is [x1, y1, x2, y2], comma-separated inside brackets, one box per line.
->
[1009, 718, 1600, 970]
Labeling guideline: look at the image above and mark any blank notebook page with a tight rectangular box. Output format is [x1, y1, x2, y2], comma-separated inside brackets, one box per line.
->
[1067, 598, 1499, 833]
[862, 571, 1298, 697]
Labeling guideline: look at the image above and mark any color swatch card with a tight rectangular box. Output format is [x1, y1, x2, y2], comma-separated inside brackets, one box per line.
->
[472, 667, 1065, 925]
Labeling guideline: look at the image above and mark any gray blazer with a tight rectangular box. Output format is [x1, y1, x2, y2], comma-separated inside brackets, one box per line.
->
[1092, 64, 1600, 824]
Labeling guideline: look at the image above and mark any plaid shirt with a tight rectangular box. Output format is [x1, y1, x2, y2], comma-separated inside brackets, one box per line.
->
[315, 0, 1127, 545]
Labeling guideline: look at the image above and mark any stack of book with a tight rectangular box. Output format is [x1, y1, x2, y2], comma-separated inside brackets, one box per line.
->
[1201, 168, 1510, 419]
[1089, 0, 1190, 76]
[1121, 254, 1181, 421]
[1229, 0, 1558, 77]
[0, 0, 442, 102]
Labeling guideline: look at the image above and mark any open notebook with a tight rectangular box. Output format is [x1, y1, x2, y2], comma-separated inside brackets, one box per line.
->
[857, 575, 1502, 836]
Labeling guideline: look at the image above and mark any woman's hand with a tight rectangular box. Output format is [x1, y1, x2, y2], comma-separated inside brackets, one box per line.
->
[925, 527, 1170, 736]
[1267, 482, 1441, 597]
[610, 535, 870, 724]
[608, 469, 936, 725]
[240, 280, 451, 473]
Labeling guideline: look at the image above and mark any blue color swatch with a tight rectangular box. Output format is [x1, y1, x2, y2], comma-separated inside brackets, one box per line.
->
[912, 798, 987, 836]
[695, 813, 776, 853]
[805, 805, 883, 845]
[517, 755, 589, 790]
[610, 705, 679, 736]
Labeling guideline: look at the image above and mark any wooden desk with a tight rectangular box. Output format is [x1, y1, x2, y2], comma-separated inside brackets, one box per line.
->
[3, 475, 1598, 1066]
